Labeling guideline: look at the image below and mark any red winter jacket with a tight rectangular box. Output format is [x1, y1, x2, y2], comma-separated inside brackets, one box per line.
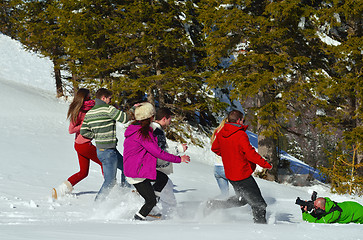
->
[69, 100, 95, 144]
[211, 123, 272, 181]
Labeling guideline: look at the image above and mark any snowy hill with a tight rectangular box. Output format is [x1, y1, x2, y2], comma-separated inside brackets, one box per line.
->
[0, 34, 362, 240]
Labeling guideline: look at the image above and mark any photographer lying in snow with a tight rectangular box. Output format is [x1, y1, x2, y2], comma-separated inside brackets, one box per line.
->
[296, 192, 363, 224]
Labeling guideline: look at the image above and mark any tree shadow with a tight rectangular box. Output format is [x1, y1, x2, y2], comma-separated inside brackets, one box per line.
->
[265, 196, 277, 205]
[173, 188, 197, 193]
[275, 212, 296, 223]
[74, 191, 98, 196]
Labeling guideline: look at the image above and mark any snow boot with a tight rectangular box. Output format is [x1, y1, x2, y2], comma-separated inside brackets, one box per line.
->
[52, 180, 73, 200]
[134, 212, 146, 221]
[252, 208, 267, 224]
[148, 205, 162, 219]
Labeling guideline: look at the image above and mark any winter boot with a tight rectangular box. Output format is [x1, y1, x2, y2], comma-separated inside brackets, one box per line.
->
[134, 212, 146, 221]
[252, 207, 267, 224]
[52, 180, 73, 200]
[148, 205, 162, 219]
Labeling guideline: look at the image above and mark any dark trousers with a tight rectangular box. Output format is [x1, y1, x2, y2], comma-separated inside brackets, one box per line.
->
[209, 176, 267, 223]
[153, 170, 169, 194]
[230, 176, 267, 223]
[133, 171, 169, 217]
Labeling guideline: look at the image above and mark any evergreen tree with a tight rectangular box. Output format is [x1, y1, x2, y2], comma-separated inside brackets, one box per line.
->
[15, 0, 66, 97]
[0, 0, 22, 36]
[53, 0, 218, 128]
[310, 0, 363, 194]
[198, 0, 323, 181]
[109, 0, 214, 123]
[54, 0, 123, 90]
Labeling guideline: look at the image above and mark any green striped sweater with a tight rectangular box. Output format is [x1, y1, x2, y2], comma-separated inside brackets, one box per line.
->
[80, 99, 128, 149]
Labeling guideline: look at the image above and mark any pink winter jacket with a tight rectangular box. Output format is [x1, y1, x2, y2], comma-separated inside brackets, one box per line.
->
[69, 100, 95, 144]
[123, 123, 181, 180]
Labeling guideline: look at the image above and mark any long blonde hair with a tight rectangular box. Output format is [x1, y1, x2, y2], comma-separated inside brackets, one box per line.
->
[211, 118, 227, 144]
[67, 88, 90, 123]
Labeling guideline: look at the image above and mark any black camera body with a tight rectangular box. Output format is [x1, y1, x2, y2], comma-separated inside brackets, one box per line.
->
[295, 191, 317, 212]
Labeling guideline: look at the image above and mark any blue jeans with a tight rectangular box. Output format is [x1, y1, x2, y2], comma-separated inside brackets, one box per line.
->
[214, 165, 229, 198]
[95, 148, 129, 201]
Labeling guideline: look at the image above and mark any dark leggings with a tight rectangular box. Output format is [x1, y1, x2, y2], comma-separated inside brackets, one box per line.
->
[133, 171, 169, 217]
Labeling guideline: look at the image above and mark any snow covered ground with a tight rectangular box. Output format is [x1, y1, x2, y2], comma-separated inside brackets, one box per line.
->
[0, 34, 362, 240]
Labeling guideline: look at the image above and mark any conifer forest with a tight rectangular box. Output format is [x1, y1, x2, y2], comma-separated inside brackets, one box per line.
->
[1, 0, 362, 194]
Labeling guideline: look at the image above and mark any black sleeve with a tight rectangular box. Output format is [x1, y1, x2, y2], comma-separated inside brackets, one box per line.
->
[153, 128, 167, 151]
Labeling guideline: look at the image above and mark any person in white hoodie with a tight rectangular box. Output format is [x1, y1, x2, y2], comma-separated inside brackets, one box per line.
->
[150, 107, 187, 218]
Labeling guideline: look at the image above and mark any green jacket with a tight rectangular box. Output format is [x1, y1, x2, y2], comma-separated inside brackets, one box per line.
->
[80, 99, 128, 149]
[302, 197, 363, 224]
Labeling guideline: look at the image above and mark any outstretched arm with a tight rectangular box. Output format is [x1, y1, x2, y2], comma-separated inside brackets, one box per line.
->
[239, 132, 272, 169]
[108, 105, 128, 123]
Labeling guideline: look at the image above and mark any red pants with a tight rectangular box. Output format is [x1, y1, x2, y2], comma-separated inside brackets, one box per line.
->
[68, 142, 103, 186]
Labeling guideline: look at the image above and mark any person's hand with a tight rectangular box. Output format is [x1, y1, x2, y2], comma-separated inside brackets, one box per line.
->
[301, 206, 308, 212]
[133, 103, 141, 108]
[180, 155, 190, 163]
[130, 103, 141, 113]
[181, 143, 188, 152]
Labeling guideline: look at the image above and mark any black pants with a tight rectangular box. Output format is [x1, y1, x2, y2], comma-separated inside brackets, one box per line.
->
[209, 176, 267, 223]
[230, 176, 267, 223]
[153, 170, 169, 195]
[133, 171, 169, 217]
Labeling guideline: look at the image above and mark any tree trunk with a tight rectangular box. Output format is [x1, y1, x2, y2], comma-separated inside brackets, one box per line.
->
[257, 90, 279, 181]
[147, 87, 155, 105]
[153, 57, 165, 106]
[355, 92, 362, 175]
[53, 60, 63, 98]
[71, 73, 79, 94]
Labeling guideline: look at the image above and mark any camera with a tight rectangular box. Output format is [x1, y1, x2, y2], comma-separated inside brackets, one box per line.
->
[295, 191, 317, 212]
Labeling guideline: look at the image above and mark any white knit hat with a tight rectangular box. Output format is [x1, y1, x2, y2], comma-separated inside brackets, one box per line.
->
[134, 102, 156, 121]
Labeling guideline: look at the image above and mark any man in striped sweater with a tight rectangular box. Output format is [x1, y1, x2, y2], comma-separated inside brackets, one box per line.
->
[80, 88, 129, 201]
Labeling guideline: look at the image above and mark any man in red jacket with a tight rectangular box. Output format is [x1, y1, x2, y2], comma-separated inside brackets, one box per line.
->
[210, 110, 272, 223]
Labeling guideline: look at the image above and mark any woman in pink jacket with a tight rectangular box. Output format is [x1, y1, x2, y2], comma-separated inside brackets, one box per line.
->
[123, 102, 190, 220]
[52, 88, 103, 199]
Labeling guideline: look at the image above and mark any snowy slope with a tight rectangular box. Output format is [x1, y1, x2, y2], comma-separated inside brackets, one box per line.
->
[0, 34, 54, 92]
[0, 34, 362, 240]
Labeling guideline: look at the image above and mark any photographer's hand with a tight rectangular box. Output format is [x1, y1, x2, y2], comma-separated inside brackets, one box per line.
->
[301, 206, 308, 213]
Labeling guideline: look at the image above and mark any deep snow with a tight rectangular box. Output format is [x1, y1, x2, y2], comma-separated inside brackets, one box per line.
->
[0, 34, 362, 240]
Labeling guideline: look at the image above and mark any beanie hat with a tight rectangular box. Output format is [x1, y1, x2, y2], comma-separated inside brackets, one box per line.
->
[135, 102, 155, 121]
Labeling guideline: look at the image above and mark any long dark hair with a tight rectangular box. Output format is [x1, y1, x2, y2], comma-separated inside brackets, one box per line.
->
[133, 118, 152, 140]
[67, 88, 90, 123]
